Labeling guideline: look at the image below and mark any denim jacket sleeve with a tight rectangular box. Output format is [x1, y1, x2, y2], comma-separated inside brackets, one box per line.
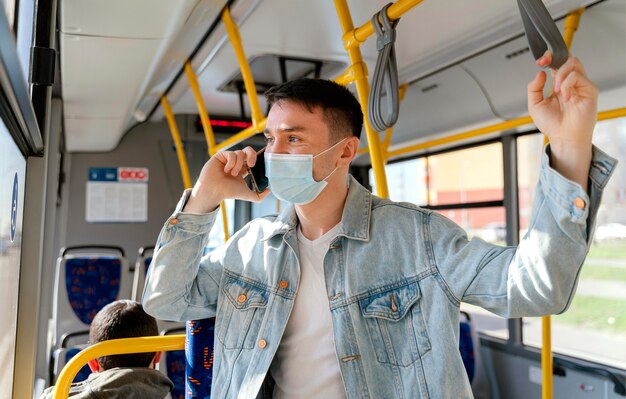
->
[142, 189, 224, 322]
[429, 145, 617, 318]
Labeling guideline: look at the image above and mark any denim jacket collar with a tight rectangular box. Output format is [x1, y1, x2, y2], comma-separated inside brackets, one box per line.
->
[262, 175, 372, 242]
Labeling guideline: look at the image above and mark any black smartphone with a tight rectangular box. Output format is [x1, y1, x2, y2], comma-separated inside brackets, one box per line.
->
[246, 148, 269, 193]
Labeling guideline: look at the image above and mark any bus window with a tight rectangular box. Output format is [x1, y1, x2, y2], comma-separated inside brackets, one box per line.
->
[519, 118, 626, 369]
[0, 116, 27, 398]
[206, 199, 235, 250]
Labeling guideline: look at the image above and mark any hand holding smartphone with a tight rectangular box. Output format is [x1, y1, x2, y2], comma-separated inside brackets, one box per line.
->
[246, 147, 269, 193]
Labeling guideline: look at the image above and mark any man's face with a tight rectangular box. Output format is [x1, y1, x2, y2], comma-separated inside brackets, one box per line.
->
[264, 100, 339, 181]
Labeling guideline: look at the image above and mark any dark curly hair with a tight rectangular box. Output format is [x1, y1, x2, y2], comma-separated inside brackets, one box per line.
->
[89, 300, 159, 369]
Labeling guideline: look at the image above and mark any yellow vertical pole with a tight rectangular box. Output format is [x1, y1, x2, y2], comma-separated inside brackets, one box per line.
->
[161, 96, 192, 190]
[185, 62, 217, 154]
[222, 6, 264, 128]
[185, 61, 230, 240]
[334, 0, 389, 198]
[541, 8, 584, 399]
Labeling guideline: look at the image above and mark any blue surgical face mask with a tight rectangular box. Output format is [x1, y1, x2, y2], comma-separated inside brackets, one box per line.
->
[265, 138, 347, 205]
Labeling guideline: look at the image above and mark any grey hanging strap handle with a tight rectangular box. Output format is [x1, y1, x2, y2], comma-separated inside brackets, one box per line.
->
[368, 3, 401, 132]
[517, 0, 569, 69]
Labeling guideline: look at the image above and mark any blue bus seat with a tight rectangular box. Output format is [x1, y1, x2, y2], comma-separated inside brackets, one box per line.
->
[51, 345, 92, 384]
[50, 246, 130, 359]
[459, 311, 475, 383]
[131, 246, 154, 301]
[158, 326, 186, 399]
[185, 318, 215, 398]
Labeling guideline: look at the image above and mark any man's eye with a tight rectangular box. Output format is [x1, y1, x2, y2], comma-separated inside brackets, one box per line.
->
[289, 136, 300, 142]
[264, 136, 274, 143]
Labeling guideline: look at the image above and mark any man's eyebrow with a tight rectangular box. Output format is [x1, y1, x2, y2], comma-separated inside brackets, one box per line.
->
[263, 126, 306, 134]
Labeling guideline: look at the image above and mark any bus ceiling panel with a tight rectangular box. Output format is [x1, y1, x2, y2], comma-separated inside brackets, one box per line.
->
[60, 34, 161, 119]
[460, 0, 626, 121]
[153, 0, 348, 118]
[359, 0, 600, 85]
[63, 118, 125, 152]
[60, 0, 199, 39]
[130, 0, 231, 122]
[385, 66, 498, 149]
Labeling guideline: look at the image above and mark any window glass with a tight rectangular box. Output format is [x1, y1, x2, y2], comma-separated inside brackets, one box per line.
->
[251, 192, 280, 219]
[2, 0, 16, 32]
[519, 119, 626, 369]
[206, 199, 235, 251]
[436, 206, 506, 244]
[0, 115, 27, 398]
[16, 0, 35, 84]
[369, 158, 428, 204]
[427, 143, 503, 205]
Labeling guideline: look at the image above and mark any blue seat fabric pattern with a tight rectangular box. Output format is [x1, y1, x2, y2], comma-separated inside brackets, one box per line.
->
[65, 257, 121, 324]
[185, 318, 215, 398]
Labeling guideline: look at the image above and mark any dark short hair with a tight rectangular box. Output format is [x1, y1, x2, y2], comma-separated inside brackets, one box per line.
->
[265, 78, 363, 141]
[89, 300, 159, 369]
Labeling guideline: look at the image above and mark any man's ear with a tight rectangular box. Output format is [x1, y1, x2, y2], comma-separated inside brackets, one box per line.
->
[87, 359, 101, 373]
[152, 352, 163, 368]
[339, 137, 360, 166]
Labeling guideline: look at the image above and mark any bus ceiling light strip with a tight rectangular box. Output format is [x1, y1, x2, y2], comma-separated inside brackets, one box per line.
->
[368, 3, 401, 132]
[517, 0, 568, 69]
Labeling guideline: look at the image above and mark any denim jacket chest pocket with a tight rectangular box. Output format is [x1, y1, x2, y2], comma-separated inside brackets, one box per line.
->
[217, 274, 269, 349]
[359, 282, 432, 367]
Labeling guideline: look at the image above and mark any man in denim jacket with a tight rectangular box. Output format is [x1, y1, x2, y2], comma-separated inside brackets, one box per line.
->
[143, 55, 617, 398]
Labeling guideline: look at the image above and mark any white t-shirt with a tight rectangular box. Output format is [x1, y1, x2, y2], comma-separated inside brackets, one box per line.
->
[270, 223, 347, 399]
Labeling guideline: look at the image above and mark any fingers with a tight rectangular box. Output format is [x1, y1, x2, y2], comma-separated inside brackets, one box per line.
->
[553, 56, 587, 93]
[242, 146, 257, 167]
[559, 70, 598, 102]
[535, 50, 552, 68]
[223, 147, 257, 176]
[528, 70, 547, 108]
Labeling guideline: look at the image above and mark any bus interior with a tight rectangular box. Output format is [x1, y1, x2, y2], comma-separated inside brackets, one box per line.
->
[1, 0, 625, 398]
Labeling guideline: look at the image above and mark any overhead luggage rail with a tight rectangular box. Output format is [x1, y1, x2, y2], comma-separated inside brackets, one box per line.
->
[52, 335, 185, 399]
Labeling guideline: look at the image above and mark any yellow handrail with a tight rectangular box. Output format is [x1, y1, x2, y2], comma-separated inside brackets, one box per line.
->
[185, 62, 217, 154]
[334, 0, 396, 198]
[385, 107, 625, 160]
[52, 335, 185, 399]
[185, 61, 230, 240]
[161, 96, 192, 189]
[222, 6, 264, 128]
[342, 0, 424, 49]
[213, 119, 267, 153]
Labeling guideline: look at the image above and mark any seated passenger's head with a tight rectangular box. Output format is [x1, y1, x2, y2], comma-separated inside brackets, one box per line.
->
[88, 300, 161, 372]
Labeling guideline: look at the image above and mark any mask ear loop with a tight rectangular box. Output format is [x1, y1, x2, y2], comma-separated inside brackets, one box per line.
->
[313, 137, 349, 182]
